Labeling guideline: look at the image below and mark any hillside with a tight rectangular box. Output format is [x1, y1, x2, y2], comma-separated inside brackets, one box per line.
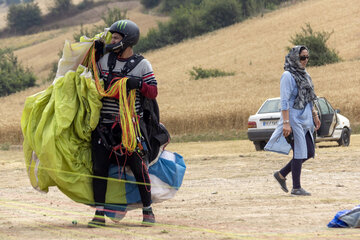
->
[2, 0, 167, 78]
[0, 0, 87, 30]
[1, 0, 359, 144]
[149, 0, 360, 137]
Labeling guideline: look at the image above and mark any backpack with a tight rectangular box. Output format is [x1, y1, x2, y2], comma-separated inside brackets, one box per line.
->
[142, 98, 170, 162]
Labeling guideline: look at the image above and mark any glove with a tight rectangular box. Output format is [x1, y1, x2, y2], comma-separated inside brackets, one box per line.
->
[94, 40, 104, 50]
[94, 40, 105, 61]
[126, 77, 143, 90]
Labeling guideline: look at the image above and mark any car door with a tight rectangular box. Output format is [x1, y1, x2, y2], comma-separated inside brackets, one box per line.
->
[315, 97, 337, 137]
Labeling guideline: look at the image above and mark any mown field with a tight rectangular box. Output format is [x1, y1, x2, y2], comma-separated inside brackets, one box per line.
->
[0, 0, 359, 144]
[1, 136, 360, 239]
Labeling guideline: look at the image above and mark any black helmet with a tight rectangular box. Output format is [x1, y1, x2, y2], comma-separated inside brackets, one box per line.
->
[106, 20, 140, 53]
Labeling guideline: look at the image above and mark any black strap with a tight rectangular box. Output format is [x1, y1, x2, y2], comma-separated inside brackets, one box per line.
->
[105, 53, 144, 88]
[121, 54, 144, 75]
[106, 52, 118, 89]
[96, 125, 111, 150]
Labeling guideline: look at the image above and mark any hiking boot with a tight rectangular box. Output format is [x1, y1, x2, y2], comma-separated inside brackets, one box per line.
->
[273, 171, 288, 193]
[88, 210, 105, 228]
[291, 188, 311, 196]
[142, 207, 155, 225]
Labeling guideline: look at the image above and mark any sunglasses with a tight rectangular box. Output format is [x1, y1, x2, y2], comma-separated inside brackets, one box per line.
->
[299, 55, 310, 61]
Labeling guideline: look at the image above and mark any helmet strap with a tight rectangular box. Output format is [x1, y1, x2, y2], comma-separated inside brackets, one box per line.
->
[105, 41, 125, 52]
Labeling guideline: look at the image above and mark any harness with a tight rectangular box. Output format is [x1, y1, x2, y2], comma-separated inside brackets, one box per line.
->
[95, 51, 170, 163]
[98, 53, 145, 157]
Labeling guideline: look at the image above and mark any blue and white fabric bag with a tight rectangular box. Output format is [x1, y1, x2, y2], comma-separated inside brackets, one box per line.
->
[104, 150, 186, 220]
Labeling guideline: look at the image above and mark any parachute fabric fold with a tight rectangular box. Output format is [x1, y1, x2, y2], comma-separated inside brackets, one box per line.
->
[21, 65, 102, 204]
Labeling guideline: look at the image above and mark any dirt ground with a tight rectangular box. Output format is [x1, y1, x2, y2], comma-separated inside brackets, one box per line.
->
[1, 135, 360, 240]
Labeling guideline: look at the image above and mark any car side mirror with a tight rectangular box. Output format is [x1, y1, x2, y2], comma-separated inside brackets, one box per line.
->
[335, 109, 340, 114]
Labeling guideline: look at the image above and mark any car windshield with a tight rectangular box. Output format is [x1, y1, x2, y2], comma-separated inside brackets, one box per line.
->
[258, 99, 281, 114]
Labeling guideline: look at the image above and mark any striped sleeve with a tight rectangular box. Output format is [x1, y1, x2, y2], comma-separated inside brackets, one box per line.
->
[141, 59, 157, 86]
[139, 59, 157, 99]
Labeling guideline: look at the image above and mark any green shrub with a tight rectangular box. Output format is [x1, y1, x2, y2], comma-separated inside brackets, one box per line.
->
[73, 23, 95, 42]
[6, 2, 42, 33]
[76, 0, 93, 10]
[0, 143, 10, 151]
[136, 0, 293, 53]
[200, 0, 241, 31]
[189, 66, 235, 80]
[49, 0, 72, 16]
[140, 0, 161, 8]
[46, 61, 58, 83]
[0, 48, 36, 96]
[135, 3, 211, 53]
[101, 7, 127, 27]
[73, 8, 127, 41]
[46, 50, 63, 82]
[289, 23, 341, 67]
[5, 0, 21, 5]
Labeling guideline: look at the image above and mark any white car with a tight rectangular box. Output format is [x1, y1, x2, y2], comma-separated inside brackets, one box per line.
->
[247, 97, 351, 151]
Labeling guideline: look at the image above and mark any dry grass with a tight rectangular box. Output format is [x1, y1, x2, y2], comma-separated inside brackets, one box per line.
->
[147, 0, 360, 134]
[1, 0, 360, 144]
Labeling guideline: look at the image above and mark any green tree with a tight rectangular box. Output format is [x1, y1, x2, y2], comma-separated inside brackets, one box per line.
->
[289, 23, 341, 67]
[135, 0, 242, 53]
[76, 0, 94, 10]
[6, 2, 42, 33]
[238, 0, 257, 17]
[49, 0, 72, 15]
[0, 48, 36, 96]
[200, 0, 241, 31]
[160, 0, 202, 13]
[140, 0, 161, 8]
[5, 0, 21, 5]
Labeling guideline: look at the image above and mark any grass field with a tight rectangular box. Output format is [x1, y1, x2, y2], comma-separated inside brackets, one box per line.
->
[0, 0, 359, 144]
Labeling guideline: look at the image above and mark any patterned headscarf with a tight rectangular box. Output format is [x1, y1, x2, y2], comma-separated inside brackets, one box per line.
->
[284, 45, 317, 109]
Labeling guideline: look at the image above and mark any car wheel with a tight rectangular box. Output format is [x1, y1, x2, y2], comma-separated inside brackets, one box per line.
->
[337, 128, 350, 146]
[254, 141, 266, 151]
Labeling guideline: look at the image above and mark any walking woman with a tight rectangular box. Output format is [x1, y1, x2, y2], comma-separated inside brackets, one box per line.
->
[265, 45, 321, 196]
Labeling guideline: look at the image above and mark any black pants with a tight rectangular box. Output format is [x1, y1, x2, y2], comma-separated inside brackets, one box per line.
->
[91, 124, 151, 207]
[279, 131, 315, 189]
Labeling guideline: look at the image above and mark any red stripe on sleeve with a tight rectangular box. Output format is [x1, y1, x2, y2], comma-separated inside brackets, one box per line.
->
[140, 82, 158, 99]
